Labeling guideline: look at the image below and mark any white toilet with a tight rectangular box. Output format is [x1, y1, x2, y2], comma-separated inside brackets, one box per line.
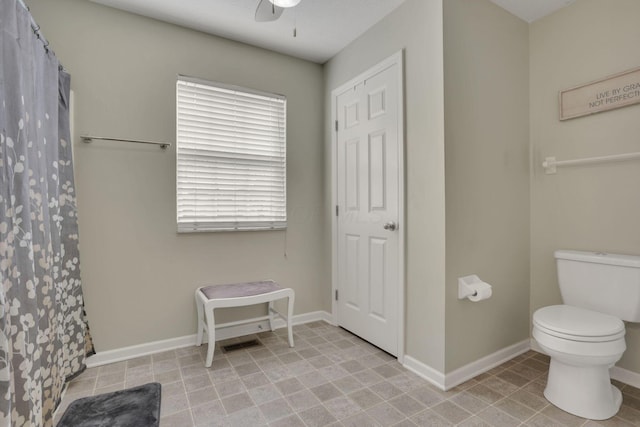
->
[532, 250, 640, 420]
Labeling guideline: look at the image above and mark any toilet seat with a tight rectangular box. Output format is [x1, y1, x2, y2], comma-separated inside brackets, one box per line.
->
[534, 305, 625, 342]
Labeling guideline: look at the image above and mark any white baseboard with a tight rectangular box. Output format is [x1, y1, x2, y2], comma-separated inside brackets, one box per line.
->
[86, 310, 331, 368]
[290, 310, 335, 326]
[403, 356, 446, 390]
[403, 339, 531, 391]
[86, 334, 197, 368]
[444, 340, 530, 390]
[611, 366, 640, 389]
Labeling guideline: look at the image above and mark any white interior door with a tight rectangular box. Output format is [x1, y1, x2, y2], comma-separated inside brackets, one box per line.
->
[334, 53, 403, 357]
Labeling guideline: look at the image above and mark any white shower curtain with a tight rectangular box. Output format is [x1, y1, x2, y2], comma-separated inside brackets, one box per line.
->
[0, 1, 94, 425]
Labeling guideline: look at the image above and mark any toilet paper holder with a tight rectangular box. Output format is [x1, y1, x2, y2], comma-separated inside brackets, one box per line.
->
[458, 275, 492, 300]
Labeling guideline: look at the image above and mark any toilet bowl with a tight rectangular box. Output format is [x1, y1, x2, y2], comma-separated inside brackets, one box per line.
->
[532, 249, 640, 420]
[533, 305, 626, 420]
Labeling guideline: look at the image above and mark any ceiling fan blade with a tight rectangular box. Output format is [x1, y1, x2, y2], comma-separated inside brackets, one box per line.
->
[255, 0, 284, 22]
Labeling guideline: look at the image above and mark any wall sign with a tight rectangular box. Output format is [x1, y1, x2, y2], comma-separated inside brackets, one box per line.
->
[559, 66, 640, 120]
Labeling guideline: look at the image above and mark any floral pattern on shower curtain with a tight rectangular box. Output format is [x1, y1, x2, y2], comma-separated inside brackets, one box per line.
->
[0, 1, 94, 426]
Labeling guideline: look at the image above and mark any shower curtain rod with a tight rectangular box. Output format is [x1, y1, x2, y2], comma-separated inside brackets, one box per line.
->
[81, 135, 171, 149]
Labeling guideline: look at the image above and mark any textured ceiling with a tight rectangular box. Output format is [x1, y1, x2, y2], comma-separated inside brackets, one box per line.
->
[90, 0, 577, 64]
[490, 0, 576, 23]
[89, 0, 406, 64]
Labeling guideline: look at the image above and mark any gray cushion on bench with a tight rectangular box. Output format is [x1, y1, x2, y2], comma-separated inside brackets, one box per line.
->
[200, 280, 284, 300]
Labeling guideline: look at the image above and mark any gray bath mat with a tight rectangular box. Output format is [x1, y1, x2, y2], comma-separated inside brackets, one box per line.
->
[57, 382, 161, 427]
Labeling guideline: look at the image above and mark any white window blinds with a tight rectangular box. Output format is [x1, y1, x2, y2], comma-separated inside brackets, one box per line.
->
[176, 77, 287, 232]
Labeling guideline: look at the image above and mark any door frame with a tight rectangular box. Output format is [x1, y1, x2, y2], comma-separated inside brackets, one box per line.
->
[330, 50, 405, 363]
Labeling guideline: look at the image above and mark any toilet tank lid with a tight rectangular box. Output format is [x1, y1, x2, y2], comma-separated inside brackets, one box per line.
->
[555, 250, 640, 268]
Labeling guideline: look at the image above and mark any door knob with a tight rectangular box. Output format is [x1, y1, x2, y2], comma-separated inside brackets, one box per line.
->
[383, 222, 397, 231]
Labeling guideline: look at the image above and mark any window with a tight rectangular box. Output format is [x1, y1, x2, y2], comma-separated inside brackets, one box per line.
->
[176, 77, 287, 232]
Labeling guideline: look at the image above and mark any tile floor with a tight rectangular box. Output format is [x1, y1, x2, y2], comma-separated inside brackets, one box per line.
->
[56, 322, 640, 426]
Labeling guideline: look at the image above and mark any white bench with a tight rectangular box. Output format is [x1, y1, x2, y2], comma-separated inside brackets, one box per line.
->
[195, 280, 295, 367]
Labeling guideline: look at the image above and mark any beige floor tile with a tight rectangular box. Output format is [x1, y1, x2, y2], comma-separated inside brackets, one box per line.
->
[431, 400, 472, 424]
[583, 417, 636, 427]
[466, 383, 505, 404]
[95, 371, 125, 388]
[496, 369, 531, 388]
[411, 409, 454, 426]
[341, 411, 382, 427]
[187, 386, 218, 407]
[160, 409, 194, 427]
[616, 405, 640, 425]
[152, 350, 177, 362]
[162, 381, 186, 398]
[285, 389, 321, 412]
[297, 404, 337, 427]
[71, 324, 640, 427]
[542, 404, 587, 427]
[65, 378, 96, 395]
[160, 392, 189, 417]
[190, 399, 225, 425]
[408, 385, 446, 408]
[481, 375, 520, 395]
[324, 395, 362, 420]
[524, 413, 566, 427]
[349, 388, 383, 409]
[94, 383, 124, 394]
[476, 406, 522, 427]
[388, 394, 425, 417]
[247, 383, 283, 405]
[366, 401, 405, 425]
[127, 355, 152, 368]
[269, 414, 306, 427]
[450, 391, 491, 413]
[258, 397, 294, 422]
[458, 416, 494, 427]
[223, 406, 266, 427]
[154, 369, 181, 384]
[310, 383, 342, 402]
[494, 397, 536, 421]
[509, 388, 549, 411]
[369, 380, 403, 400]
[510, 363, 546, 380]
[220, 391, 254, 414]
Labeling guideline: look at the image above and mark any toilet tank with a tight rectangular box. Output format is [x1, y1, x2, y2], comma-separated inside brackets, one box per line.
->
[556, 250, 640, 322]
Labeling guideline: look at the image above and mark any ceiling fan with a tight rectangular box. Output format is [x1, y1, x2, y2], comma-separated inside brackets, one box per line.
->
[255, 0, 302, 22]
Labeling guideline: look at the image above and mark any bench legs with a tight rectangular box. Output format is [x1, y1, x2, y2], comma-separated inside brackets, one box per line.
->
[268, 301, 276, 332]
[195, 290, 217, 368]
[269, 293, 295, 348]
[196, 289, 216, 368]
[286, 292, 294, 348]
[195, 287, 295, 368]
[204, 306, 216, 368]
[195, 290, 204, 346]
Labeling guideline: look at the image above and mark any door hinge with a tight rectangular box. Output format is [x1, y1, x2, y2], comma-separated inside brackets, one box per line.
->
[335, 120, 338, 132]
[335, 205, 339, 216]
[335, 290, 339, 301]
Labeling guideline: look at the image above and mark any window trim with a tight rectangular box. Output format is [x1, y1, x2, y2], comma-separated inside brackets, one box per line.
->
[176, 75, 287, 233]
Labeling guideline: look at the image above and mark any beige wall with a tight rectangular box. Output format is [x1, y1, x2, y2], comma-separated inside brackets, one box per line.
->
[530, 0, 640, 373]
[29, 0, 328, 352]
[325, 0, 447, 371]
[28, 0, 640, 379]
[443, 0, 530, 372]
